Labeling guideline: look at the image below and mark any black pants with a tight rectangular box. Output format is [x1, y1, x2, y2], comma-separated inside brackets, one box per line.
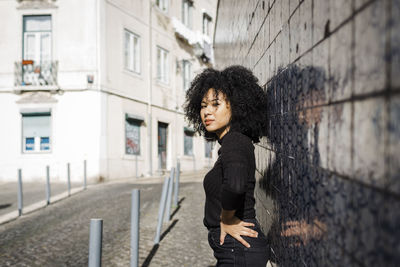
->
[208, 218, 270, 267]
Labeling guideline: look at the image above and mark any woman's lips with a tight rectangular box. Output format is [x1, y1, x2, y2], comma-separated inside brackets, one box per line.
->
[205, 120, 214, 125]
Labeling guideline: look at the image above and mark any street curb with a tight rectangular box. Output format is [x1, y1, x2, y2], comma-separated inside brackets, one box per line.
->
[0, 186, 85, 226]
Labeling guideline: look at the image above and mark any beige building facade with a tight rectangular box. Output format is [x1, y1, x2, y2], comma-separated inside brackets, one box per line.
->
[0, 0, 218, 182]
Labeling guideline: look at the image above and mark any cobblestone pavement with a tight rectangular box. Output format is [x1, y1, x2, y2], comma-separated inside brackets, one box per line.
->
[0, 171, 217, 266]
[0, 181, 82, 216]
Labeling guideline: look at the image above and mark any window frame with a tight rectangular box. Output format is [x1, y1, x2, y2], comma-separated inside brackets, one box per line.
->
[156, 46, 169, 84]
[182, 59, 192, 91]
[183, 128, 195, 156]
[22, 15, 52, 64]
[202, 13, 212, 36]
[125, 115, 142, 156]
[182, 0, 193, 29]
[204, 139, 214, 158]
[21, 111, 52, 154]
[124, 29, 141, 74]
[156, 0, 169, 13]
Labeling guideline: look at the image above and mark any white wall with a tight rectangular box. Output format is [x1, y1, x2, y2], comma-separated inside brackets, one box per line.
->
[101, 0, 219, 178]
[0, 0, 102, 182]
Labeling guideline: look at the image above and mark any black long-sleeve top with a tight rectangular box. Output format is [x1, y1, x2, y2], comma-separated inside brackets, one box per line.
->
[203, 129, 256, 229]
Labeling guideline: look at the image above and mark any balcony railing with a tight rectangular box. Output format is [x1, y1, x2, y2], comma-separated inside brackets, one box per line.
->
[14, 60, 58, 88]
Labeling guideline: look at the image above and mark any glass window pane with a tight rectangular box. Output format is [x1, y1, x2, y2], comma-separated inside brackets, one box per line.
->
[184, 2, 188, 26]
[40, 137, 50, 150]
[184, 131, 193, 155]
[163, 50, 168, 83]
[126, 119, 140, 155]
[40, 33, 51, 62]
[188, 4, 192, 29]
[124, 31, 130, 69]
[157, 48, 161, 80]
[24, 33, 36, 60]
[205, 140, 214, 158]
[24, 15, 51, 32]
[25, 137, 35, 151]
[134, 36, 139, 72]
[161, 49, 164, 81]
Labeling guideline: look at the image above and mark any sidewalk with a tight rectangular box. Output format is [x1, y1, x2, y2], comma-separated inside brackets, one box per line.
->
[139, 172, 217, 267]
[102, 170, 217, 266]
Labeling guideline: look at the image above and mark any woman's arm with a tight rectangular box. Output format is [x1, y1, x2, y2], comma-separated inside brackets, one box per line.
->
[220, 208, 258, 248]
[219, 132, 257, 247]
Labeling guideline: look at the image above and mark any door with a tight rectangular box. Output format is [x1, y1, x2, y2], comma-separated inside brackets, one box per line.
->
[22, 15, 52, 85]
[158, 122, 168, 170]
[23, 15, 52, 62]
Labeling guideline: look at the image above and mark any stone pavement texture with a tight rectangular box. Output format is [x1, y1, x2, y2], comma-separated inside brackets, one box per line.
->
[0, 170, 217, 266]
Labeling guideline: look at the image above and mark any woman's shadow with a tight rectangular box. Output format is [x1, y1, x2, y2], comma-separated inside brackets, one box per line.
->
[259, 64, 333, 266]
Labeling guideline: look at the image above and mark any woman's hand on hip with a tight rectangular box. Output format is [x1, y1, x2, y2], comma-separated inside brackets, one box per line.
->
[219, 216, 258, 248]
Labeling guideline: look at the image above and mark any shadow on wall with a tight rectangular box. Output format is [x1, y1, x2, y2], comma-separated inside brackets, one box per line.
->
[259, 64, 328, 266]
[258, 64, 400, 266]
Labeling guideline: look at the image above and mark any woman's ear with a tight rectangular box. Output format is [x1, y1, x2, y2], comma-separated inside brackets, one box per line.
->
[226, 99, 231, 109]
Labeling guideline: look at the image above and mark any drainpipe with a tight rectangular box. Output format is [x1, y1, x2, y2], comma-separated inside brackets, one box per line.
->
[147, 1, 153, 177]
[97, 0, 108, 180]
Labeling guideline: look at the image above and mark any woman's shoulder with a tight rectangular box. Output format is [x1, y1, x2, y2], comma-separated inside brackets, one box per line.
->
[221, 131, 254, 151]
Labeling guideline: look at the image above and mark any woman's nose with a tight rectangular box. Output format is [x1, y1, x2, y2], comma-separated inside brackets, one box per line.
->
[203, 106, 211, 115]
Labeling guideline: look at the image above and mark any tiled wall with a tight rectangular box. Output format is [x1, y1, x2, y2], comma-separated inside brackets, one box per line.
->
[214, 0, 400, 265]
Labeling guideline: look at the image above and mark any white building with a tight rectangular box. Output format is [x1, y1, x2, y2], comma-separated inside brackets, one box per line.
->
[0, 0, 218, 182]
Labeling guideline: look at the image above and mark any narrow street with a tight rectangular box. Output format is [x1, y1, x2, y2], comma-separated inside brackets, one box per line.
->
[0, 175, 216, 266]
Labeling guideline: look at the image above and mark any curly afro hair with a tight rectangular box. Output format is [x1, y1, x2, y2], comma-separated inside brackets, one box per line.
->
[183, 65, 268, 143]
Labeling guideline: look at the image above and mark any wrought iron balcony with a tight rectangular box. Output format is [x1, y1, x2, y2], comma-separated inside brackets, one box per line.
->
[14, 60, 58, 89]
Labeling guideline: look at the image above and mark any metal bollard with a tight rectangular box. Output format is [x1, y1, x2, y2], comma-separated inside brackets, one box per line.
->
[84, 160, 87, 190]
[18, 169, 23, 216]
[88, 219, 103, 267]
[164, 168, 175, 223]
[67, 163, 71, 196]
[154, 176, 170, 244]
[130, 189, 140, 267]
[46, 166, 51, 205]
[173, 161, 180, 207]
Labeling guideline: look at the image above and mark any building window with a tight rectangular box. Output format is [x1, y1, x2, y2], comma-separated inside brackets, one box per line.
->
[157, 46, 169, 84]
[156, 0, 168, 12]
[124, 29, 140, 74]
[125, 115, 142, 155]
[205, 140, 214, 158]
[22, 111, 51, 153]
[23, 15, 52, 64]
[182, 0, 193, 29]
[184, 127, 194, 156]
[203, 13, 212, 36]
[182, 60, 192, 91]
[22, 15, 53, 86]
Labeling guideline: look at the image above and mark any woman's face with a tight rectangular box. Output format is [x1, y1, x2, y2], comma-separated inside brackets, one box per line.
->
[200, 88, 232, 138]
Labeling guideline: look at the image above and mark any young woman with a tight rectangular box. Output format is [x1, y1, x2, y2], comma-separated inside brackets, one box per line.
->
[184, 65, 269, 266]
